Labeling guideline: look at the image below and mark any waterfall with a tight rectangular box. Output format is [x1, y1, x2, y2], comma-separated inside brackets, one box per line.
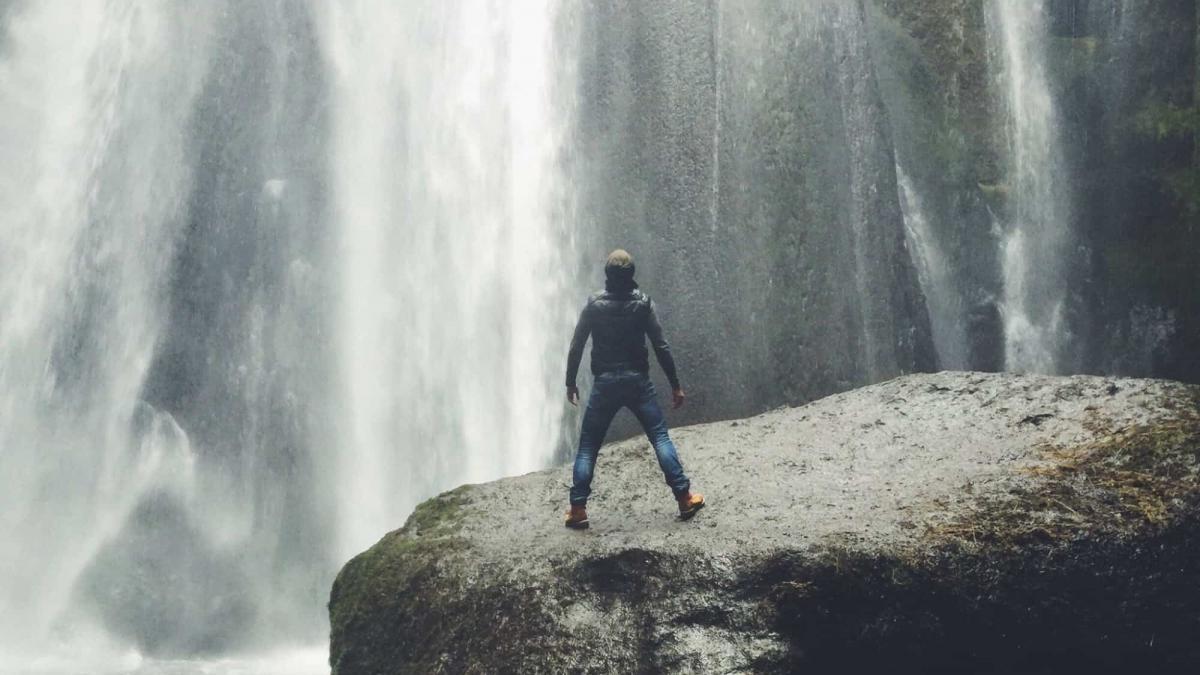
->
[0, 0, 576, 667]
[315, 0, 576, 563]
[0, 0, 215, 652]
[709, 0, 723, 235]
[895, 160, 965, 369]
[987, 0, 1074, 374]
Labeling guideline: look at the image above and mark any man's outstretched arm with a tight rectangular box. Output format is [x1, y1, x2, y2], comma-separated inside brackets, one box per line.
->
[565, 303, 591, 405]
[646, 299, 685, 408]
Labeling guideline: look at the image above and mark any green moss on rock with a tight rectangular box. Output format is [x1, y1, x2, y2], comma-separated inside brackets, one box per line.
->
[402, 484, 474, 535]
[759, 396, 1200, 671]
[328, 486, 476, 674]
[873, 0, 998, 183]
[931, 396, 1200, 547]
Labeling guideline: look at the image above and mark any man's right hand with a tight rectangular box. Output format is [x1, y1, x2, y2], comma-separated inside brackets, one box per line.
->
[671, 387, 686, 409]
[567, 386, 580, 406]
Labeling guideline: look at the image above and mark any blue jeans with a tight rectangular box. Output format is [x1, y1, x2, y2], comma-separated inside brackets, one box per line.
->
[570, 369, 690, 506]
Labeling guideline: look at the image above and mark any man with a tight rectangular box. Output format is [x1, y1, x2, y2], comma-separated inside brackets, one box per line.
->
[563, 248, 704, 529]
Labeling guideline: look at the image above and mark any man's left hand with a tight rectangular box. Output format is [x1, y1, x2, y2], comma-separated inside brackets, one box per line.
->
[671, 387, 686, 409]
[567, 386, 580, 406]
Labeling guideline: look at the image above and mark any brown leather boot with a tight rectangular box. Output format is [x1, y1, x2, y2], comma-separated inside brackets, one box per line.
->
[564, 505, 589, 529]
[677, 491, 705, 520]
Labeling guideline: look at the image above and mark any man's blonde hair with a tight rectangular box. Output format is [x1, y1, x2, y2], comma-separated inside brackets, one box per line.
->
[606, 248, 634, 269]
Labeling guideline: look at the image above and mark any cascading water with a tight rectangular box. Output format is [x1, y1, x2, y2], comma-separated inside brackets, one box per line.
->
[0, 0, 215, 661]
[987, 0, 1074, 374]
[895, 160, 965, 370]
[0, 0, 575, 670]
[316, 0, 577, 563]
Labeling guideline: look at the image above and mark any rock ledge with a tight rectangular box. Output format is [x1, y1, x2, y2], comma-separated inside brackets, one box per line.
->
[329, 372, 1200, 673]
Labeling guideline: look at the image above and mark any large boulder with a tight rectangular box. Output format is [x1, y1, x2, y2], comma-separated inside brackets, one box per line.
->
[329, 372, 1200, 673]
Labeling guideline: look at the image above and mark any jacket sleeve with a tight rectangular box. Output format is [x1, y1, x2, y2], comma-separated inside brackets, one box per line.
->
[645, 299, 681, 389]
[565, 301, 591, 388]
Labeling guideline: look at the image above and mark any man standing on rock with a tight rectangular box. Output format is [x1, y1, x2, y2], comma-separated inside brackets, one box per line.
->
[563, 249, 704, 529]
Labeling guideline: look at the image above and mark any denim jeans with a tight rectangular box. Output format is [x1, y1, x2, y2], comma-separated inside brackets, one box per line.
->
[570, 368, 690, 506]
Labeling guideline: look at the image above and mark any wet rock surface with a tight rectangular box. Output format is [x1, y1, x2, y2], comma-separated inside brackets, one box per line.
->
[329, 372, 1200, 674]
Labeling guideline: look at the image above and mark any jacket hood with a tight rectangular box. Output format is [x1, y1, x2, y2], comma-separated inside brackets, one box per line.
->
[604, 264, 638, 293]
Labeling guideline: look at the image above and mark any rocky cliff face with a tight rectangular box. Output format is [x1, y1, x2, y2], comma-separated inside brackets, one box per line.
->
[569, 1, 938, 438]
[328, 372, 1200, 673]
[568, 0, 1200, 444]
